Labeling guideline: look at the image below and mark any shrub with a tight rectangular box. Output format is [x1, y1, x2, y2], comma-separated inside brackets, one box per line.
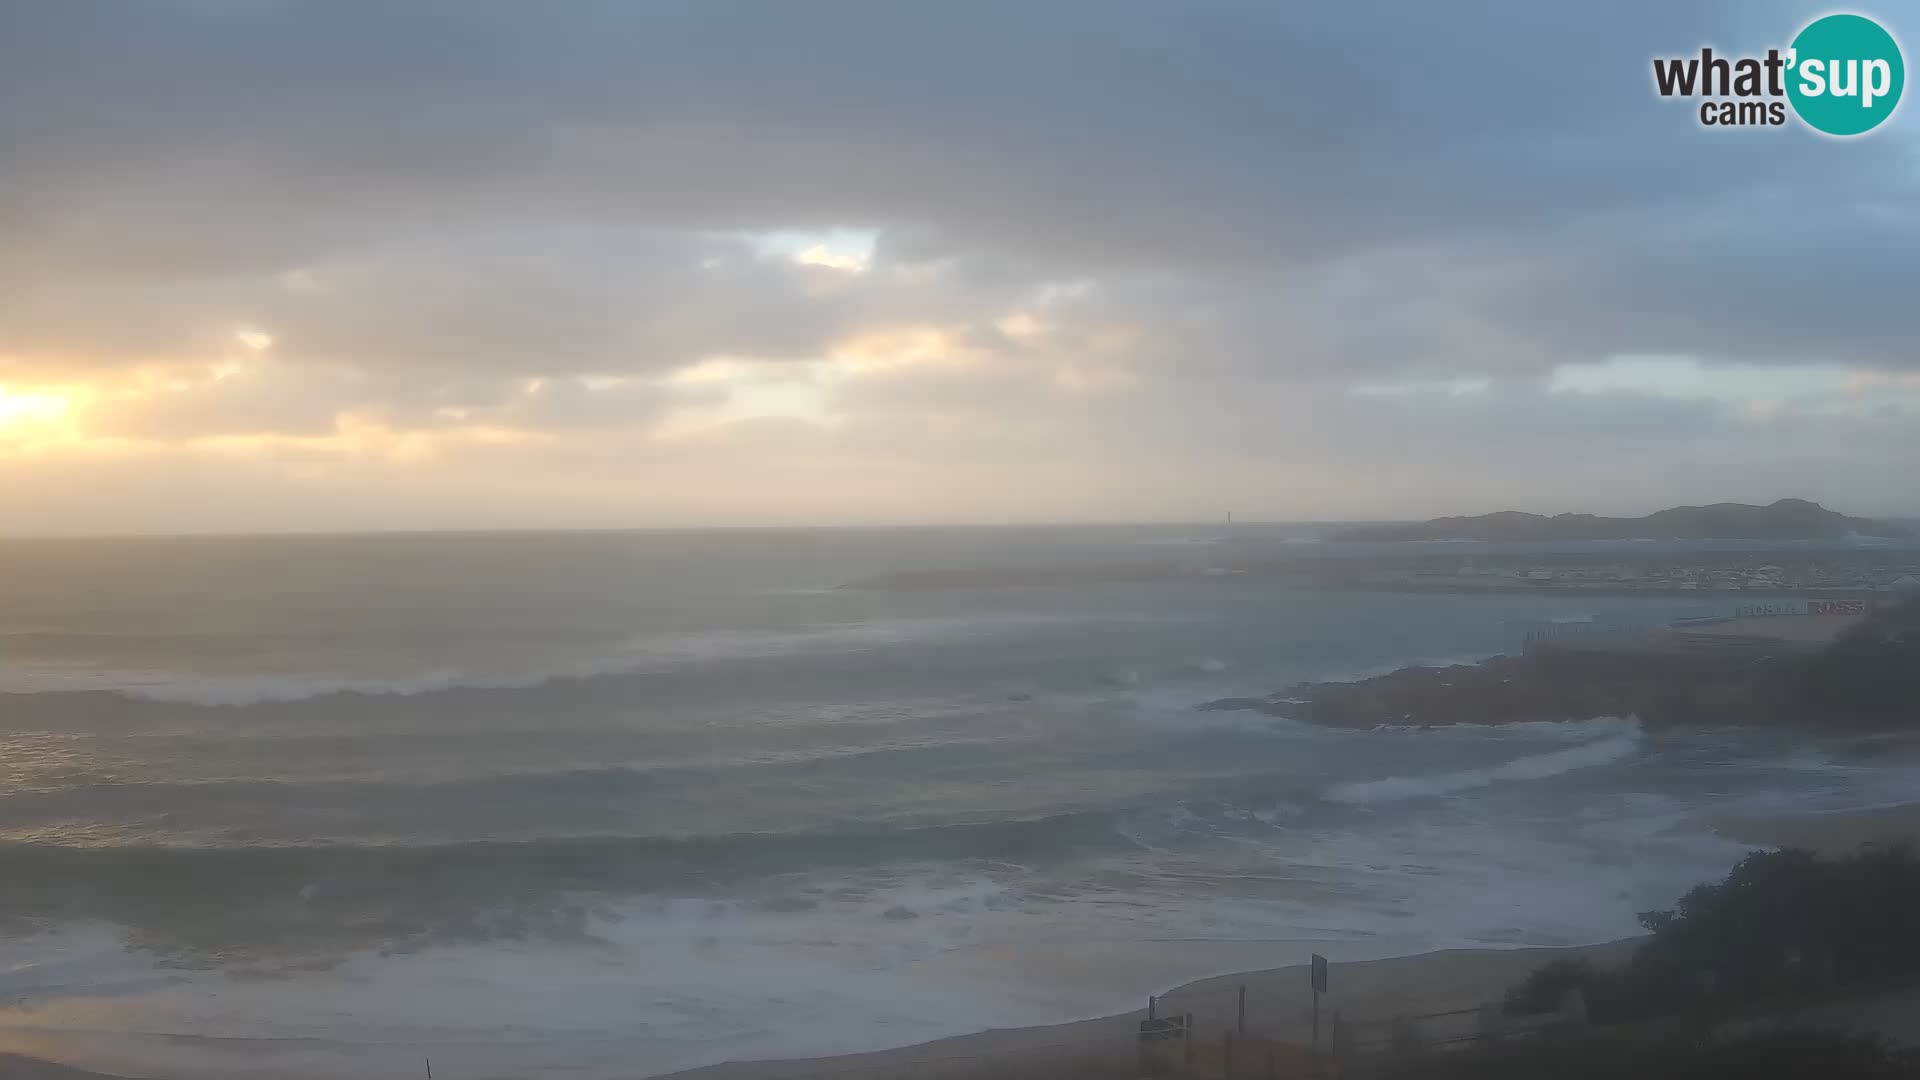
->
[1375, 1029, 1919, 1080]
[1634, 845, 1920, 997]
[1503, 845, 1920, 1029]
[1503, 958, 1629, 1020]
[1802, 598, 1920, 719]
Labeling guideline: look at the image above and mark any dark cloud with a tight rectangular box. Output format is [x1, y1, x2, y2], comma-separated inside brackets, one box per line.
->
[3, 3, 1899, 254]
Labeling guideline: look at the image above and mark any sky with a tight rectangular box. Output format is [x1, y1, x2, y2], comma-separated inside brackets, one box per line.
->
[1, 1, 1917, 534]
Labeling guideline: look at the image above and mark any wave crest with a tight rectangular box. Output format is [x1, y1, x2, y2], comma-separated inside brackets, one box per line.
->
[1324, 731, 1643, 804]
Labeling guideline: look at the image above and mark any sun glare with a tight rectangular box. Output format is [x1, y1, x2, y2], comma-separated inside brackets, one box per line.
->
[0, 386, 71, 429]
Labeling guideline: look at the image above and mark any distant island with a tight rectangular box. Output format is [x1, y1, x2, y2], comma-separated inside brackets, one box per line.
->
[1333, 498, 1910, 543]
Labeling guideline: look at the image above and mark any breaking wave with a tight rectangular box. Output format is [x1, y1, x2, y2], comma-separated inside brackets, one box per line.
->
[0, 614, 1109, 707]
[1324, 731, 1644, 804]
[0, 813, 1131, 958]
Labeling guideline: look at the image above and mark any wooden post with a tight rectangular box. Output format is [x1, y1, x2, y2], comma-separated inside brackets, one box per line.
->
[425, 1059, 433, 1080]
[1149, 994, 1157, 1021]
[1476, 1000, 1504, 1047]
[1312, 984, 1320, 1054]
[1237, 984, 1247, 1036]
[1561, 986, 1589, 1027]
[1310, 952, 1328, 1056]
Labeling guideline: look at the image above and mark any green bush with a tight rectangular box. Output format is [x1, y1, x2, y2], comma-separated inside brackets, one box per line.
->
[1505, 845, 1920, 1026]
[1503, 958, 1627, 1019]
[1802, 598, 1920, 718]
[1635, 844, 1920, 994]
[1376, 1029, 1919, 1080]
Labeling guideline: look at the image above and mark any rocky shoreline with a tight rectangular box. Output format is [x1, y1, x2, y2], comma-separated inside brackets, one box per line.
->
[1200, 648, 1815, 730]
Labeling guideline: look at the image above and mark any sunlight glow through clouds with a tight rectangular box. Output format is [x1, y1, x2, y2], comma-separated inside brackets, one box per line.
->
[1548, 356, 1919, 419]
[234, 327, 274, 352]
[746, 228, 877, 273]
[1548, 356, 1854, 403]
[827, 326, 971, 375]
[0, 387, 71, 429]
[655, 356, 834, 440]
[793, 245, 868, 272]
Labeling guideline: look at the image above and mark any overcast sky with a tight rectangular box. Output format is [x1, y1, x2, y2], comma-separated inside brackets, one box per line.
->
[2, 1, 1916, 533]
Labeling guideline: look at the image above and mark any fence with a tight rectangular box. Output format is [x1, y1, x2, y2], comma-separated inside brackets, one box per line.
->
[1134, 981, 1591, 1079]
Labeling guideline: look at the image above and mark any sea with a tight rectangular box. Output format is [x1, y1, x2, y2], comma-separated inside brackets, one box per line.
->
[1, 526, 1917, 1078]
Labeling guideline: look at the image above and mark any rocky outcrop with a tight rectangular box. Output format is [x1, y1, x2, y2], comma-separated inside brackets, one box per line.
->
[1203, 650, 1812, 730]
[1208, 600, 1920, 732]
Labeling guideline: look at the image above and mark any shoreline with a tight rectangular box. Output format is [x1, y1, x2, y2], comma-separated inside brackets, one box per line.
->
[0, 941, 1638, 1080]
[658, 941, 1645, 1080]
[1711, 800, 1920, 857]
[1203, 624, 1904, 732]
[5, 806, 1914, 1080]
[647, 801, 1920, 1079]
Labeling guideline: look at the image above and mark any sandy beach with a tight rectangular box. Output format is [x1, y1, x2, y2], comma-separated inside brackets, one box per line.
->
[0, 943, 1637, 1080]
[657, 941, 1643, 1080]
[1712, 800, 1920, 857]
[653, 799, 1920, 1079]
[0, 1058, 134, 1080]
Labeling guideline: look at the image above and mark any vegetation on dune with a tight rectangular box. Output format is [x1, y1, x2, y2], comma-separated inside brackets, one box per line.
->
[1370, 1028, 1920, 1080]
[1504, 845, 1920, 1026]
[1802, 598, 1920, 718]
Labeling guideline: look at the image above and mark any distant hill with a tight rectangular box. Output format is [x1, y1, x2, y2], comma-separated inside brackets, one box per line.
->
[1335, 499, 1910, 542]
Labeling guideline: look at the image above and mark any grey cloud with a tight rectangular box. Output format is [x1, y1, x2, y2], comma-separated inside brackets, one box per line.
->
[1, 0, 1917, 524]
[5, 1, 1898, 263]
[5, 0, 1910, 389]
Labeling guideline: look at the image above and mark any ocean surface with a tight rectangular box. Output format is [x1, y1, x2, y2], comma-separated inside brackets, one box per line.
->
[2, 527, 1918, 1078]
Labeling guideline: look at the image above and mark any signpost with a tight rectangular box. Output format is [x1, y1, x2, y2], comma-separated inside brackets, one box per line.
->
[1310, 953, 1329, 1053]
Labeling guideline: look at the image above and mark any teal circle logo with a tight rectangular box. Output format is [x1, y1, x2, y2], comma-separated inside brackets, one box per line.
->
[1786, 14, 1904, 136]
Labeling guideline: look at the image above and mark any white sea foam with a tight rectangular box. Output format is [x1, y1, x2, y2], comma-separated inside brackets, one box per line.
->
[0, 613, 1128, 706]
[1314, 651, 1509, 685]
[1412, 715, 1644, 741]
[1324, 732, 1644, 804]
